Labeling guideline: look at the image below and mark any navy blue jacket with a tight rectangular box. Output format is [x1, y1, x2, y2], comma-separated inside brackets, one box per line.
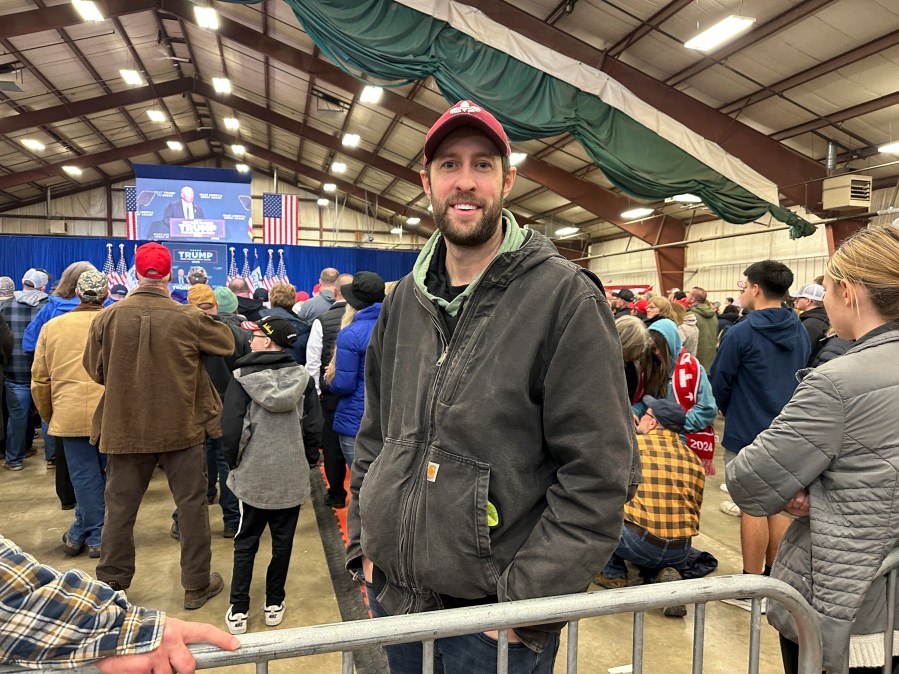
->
[710, 307, 809, 452]
[330, 303, 381, 437]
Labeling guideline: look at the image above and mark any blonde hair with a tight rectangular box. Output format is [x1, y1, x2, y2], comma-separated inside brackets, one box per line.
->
[648, 296, 681, 324]
[616, 316, 651, 363]
[826, 225, 899, 320]
[269, 283, 296, 311]
[324, 304, 359, 385]
[668, 300, 687, 325]
[54, 261, 96, 299]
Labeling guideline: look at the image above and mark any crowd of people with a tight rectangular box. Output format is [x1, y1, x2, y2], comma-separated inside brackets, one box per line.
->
[1, 98, 898, 674]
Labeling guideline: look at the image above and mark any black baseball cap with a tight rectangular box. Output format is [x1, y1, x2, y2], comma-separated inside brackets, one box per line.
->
[642, 396, 687, 432]
[341, 271, 386, 310]
[613, 288, 635, 302]
[241, 316, 297, 348]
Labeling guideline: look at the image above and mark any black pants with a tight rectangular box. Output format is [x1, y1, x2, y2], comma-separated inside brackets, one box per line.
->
[229, 501, 301, 614]
[56, 438, 76, 508]
[321, 394, 346, 501]
[780, 635, 899, 674]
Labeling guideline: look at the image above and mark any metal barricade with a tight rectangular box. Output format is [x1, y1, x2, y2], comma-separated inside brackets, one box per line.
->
[877, 547, 899, 674]
[0, 574, 822, 673]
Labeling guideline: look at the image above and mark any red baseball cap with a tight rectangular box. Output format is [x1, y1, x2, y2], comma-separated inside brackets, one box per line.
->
[423, 100, 511, 165]
[628, 299, 649, 313]
[135, 242, 171, 279]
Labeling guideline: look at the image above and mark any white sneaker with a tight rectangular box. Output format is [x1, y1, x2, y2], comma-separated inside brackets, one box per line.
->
[264, 602, 285, 627]
[719, 483, 730, 493]
[225, 606, 248, 635]
[720, 500, 742, 517]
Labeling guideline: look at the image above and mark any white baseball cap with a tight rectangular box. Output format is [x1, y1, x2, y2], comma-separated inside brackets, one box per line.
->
[22, 268, 49, 289]
[791, 283, 825, 302]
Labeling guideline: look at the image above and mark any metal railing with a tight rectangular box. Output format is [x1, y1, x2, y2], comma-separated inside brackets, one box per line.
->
[876, 547, 899, 674]
[0, 574, 823, 674]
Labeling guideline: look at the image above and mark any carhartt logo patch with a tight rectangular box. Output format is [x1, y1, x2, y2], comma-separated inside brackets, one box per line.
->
[426, 462, 440, 482]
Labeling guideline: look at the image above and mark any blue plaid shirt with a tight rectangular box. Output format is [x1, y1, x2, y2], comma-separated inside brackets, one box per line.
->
[0, 291, 47, 383]
[0, 536, 164, 668]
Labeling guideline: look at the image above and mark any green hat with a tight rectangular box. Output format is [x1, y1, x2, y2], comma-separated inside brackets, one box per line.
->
[213, 286, 238, 313]
[77, 270, 108, 302]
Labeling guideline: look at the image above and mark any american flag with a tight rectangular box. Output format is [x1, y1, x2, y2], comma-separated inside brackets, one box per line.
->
[227, 247, 239, 285]
[276, 249, 290, 285]
[241, 249, 255, 292]
[115, 244, 131, 288]
[125, 186, 138, 239]
[102, 244, 124, 287]
[262, 193, 299, 245]
[262, 249, 277, 291]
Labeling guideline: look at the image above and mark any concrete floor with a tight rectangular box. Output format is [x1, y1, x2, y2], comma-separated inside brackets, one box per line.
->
[0, 430, 787, 674]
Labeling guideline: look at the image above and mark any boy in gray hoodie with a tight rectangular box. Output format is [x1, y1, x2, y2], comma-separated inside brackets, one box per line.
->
[221, 315, 322, 635]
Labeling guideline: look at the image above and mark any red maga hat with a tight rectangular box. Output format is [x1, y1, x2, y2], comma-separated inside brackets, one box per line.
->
[423, 100, 511, 165]
[135, 242, 171, 279]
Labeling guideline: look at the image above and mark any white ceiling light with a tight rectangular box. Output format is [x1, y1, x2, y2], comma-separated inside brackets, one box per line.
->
[427, 204, 433, 212]
[390, 227, 404, 235]
[316, 198, 330, 206]
[509, 152, 527, 166]
[359, 86, 383, 104]
[342, 133, 360, 147]
[878, 141, 899, 154]
[621, 207, 654, 219]
[684, 15, 756, 52]
[194, 6, 219, 30]
[331, 161, 347, 173]
[223, 117, 240, 130]
[167, 141, 183, 151]
[119, 69, 143, 86]
[61, 165, 82, 176]
[322, 183, 337, 192]
[147, 109, 166, 122]
[21, 138, 45, 152]
[555, 226, 579, 236]
[665, 194, 703, 204]
[406, 216, 421, 225]
[212, 77, 231, 94]
[231, 144, 245, 155]
[73, 0, 104, 22]
[235, 164, 249, 173]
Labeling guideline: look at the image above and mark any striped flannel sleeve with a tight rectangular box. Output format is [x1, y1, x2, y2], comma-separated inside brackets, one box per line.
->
[0, 536, 164, 669]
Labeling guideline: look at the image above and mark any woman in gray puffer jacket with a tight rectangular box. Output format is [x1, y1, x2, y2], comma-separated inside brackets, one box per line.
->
[728, 224, 899, 674]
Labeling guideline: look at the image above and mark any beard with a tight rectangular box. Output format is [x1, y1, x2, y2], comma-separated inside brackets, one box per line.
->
[433, 196, 504, 247]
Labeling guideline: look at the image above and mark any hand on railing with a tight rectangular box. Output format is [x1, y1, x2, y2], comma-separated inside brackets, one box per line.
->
[94, 618, 240, 674]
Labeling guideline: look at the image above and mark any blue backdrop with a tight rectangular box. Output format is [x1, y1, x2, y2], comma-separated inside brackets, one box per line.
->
[0, 235, 418, 293]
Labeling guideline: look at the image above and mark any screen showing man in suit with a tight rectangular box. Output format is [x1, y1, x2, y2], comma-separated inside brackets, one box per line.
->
[163, 186, 205, 225]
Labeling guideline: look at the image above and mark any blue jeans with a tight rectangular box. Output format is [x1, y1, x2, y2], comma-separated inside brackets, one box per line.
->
[338, 434, 355, 467]
[41, 421, 56, 461]
[174, 435, 238, 532]
[4, 381, 31, 467]
[366, 581, 559, 674]
[602, 523, 691, 579]
[64, 437, 107, 547]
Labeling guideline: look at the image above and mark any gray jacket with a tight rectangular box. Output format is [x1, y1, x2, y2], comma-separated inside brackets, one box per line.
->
[223, 351, 322, 510]
[346, 222, 639, 648]
[727, 324, 899, 671]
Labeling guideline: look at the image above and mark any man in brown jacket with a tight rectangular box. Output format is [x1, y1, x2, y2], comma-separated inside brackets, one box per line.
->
[83, 242, 235, 609]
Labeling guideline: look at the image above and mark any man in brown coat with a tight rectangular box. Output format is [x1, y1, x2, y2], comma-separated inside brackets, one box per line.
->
[83, 242, 234, 609]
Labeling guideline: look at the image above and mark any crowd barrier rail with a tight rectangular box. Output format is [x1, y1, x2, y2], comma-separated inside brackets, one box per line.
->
[0, 574, 823, 674]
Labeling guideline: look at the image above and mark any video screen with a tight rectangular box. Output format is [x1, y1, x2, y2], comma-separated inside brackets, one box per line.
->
[132, 165, 252, 243]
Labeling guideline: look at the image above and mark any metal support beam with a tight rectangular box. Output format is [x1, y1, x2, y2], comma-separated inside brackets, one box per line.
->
[0, 0, 153, 39]
[607, 0, 693, 58]
[825, 219, 866, 256]
[771, 91, 899, 141]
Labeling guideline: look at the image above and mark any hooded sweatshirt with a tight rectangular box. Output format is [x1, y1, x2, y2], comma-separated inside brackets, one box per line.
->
[2, 289, 48, 382]
[710, 307, 810, 451]
[222, 351, 322, 510]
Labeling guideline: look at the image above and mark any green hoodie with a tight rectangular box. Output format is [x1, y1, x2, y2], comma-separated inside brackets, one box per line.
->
[688, 302, 719, 370]
[412, 209, 527, 317]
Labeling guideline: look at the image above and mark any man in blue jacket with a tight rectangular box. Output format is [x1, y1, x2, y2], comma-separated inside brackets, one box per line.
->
[710, 260, 809, 610]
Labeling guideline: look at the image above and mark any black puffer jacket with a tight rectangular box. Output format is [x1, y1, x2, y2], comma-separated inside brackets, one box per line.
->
[799, 306, 830, 364]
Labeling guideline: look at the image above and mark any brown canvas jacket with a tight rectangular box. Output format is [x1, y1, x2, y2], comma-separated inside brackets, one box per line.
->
[83, 285, 234, 453]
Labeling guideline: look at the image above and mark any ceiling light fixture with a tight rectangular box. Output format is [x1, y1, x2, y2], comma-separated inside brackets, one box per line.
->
[322, 183, 337, 192]
[342, 133, 360, 147]
[194, 6, 219, 30]
[119, 69, 143, 86]
[878, 141, 899, 154]
[235, 164, 249, 173]
[167, 141, 183, 151]
[665, 194, 703, 204]
[212, 77, 231, 94]
[390, 227, 404, 235]
[316, 198, 330, 206]
[555, 226, 580, 236]
[231, 144, 245, 155]
[509, 152, 527, 166]
[684, 15, 756, 52]
[223, 117, 239, 130]
[21, 138, 45, 152]
[621, 207, 654, 219]
[147, 109, 166, 122]
[73, 0, 104, 22]
[331, 161, 347, 173]
[61, 165, 82, 176]
[406, 216, 421, 225]
[359, 86, 383, 104]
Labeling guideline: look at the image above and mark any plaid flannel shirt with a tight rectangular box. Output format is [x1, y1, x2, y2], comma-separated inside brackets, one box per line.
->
[0, 292, 46, 383]
[624, 428, 705, 540]
[0, 535, 164, 669]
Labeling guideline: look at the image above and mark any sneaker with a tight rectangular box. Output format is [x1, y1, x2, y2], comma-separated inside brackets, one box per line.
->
[720, 500, 742, 517]
[170, 521, 181, 540]
[593, 573, 628, 589]
[46, 460, 56, 469]
[1, 461, 23, 471]
[721, 597, 766, 613]
[719, 483, 729, 493]
[184, 572, 224, 610]
[107, 580, 125, 592]
[324, 494, 347, 508]
[88, 545, 101, 559]
[264, 602, 285, 627]
[223, 529, 237, 539]
[61, 532, 84, 557]
[60, 503, 75, 511]
[225, 606, 248, 635]
[657, 567, 687, 618]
